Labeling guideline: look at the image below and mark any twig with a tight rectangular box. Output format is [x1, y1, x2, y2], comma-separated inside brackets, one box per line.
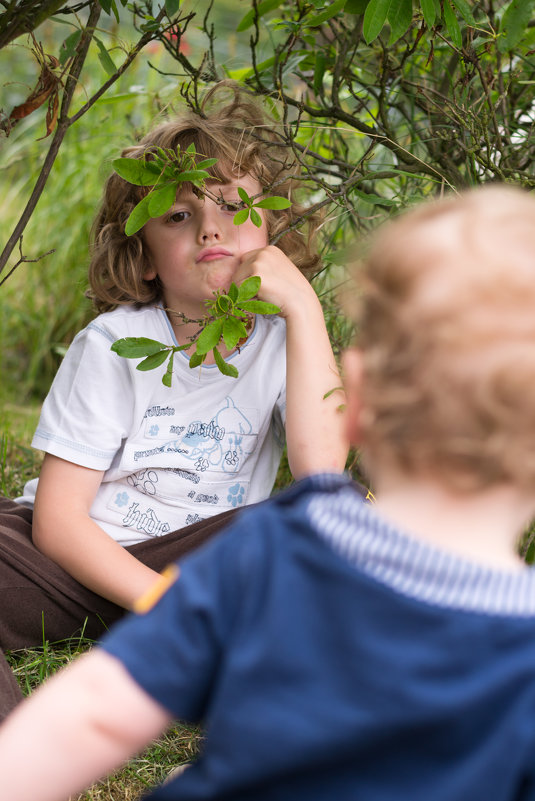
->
[0, 238, 55, 288]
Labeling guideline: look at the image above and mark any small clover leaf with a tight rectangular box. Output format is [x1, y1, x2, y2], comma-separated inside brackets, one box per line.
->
[250, 208, 262, 227]
[233, 208, 250, 226]
[254, 196, 292, 210]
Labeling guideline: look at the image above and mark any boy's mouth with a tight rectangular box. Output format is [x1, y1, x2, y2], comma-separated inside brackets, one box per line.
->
[196, 247, 233, 263]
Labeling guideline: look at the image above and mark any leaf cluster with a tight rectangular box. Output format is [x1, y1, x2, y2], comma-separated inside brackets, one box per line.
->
[110, 276, 280, 383]
[113, 146, 292, 235]
[113, 143, 217, 235]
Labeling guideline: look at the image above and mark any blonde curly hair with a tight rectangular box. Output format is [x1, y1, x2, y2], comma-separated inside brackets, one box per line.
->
[353, 184, 535, 491]
[87, 82, 320, 312]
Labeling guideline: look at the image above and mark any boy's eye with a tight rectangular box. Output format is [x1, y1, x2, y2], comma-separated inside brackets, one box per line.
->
[221, 201, 243, 213]
[167, 210, 190, 223]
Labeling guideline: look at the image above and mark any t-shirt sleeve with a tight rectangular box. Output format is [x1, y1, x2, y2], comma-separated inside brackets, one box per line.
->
[99, 521, 251, 723]
[32, 321, 134, 470]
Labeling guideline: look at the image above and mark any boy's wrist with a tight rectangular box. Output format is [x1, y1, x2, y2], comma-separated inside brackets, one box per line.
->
[278, 282, 322, 321]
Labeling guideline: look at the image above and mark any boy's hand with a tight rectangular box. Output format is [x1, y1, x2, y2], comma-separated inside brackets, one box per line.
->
[235, 245, 315, 319]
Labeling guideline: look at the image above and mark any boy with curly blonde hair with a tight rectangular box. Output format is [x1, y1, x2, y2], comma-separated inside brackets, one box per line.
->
[0, 82, 347, 721]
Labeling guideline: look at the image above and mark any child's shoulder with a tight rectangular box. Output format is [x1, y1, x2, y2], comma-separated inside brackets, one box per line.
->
[83, 304, 169, 342]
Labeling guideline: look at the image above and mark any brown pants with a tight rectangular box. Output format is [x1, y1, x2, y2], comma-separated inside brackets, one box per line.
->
[0, 496, 239, 722]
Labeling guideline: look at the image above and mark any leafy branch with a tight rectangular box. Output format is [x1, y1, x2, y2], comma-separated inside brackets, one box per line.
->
[111, 275, 280, 383]
[112, 144, 291, 235]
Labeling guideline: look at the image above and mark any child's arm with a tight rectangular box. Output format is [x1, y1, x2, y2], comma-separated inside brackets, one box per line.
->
[33, 454, 161, 609]
[236, 246, 348, 479]
[0, 649, 171, 801]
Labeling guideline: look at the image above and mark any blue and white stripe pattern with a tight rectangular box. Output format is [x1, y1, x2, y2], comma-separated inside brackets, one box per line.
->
[307, 485, 535, 617]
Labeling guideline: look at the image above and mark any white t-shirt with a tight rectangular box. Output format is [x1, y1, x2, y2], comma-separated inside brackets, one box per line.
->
[19, 305, 287, 545]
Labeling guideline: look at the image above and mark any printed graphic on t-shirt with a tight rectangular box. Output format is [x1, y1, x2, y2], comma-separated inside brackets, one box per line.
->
[135, 396, 258, 475]
[103, 395, 257, 538]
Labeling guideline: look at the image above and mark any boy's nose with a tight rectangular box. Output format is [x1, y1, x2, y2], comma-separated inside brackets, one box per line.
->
[198, 205, 223, 242]
[201, 229, 220, 241]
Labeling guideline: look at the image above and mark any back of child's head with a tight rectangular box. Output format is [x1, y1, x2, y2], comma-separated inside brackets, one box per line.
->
[353, 184, 535, 492]
[88, 82, 319, 312]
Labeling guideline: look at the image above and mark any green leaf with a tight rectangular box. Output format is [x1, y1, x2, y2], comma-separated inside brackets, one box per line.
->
[233, 208, 250, 226]
[162, 352, 174, 387]
[176, 169, 211, 184]
[216, 295, 233, 314]
[148, 183, 178, 217]
[60, 30, 82, 65]
[313, 52, 326, 95]
[111, 337, 168, 358]
[450, 0, 476, 26]
[213, 347, 239, 378]
[195, 319, 224, 356]
[307, 0, 347, 27]
[113, 158, 161, 186]
[98, 0, 119, 21]
[237, 0, 282, 31]
[498, 0, 535, 53]
[222, 317, 248, 350]
[387, 0, 413, 45]
[443, 0, 462, 49]
[111, 0, 120, 22]
[125, 194, 153, 236]
[363, 0, 393, 42]
[165, 0, 180, 15]
[189, 351, 206, 369]
[250, 208, 262, 227]
[351, 187, 397, 206]
[420, 0, 436, 27]
[238, 299, 281, 315]
[237, 186, 251, 204]
[236, 276, 261, 301]
[95, 37, 116, 76]
[136, 350, 170, 371]
[228, 282, 239, 303]
[345, 0, 370, 12]
[196, 158, 218, 170]
[254, 196, 292, 209]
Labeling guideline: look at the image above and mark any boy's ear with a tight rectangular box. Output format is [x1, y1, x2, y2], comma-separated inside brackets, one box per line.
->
[143, 267, 157, 281]
[341, 348, 364, 446]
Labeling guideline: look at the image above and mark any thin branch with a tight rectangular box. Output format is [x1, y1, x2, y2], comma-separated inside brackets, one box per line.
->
[0, 0, 101, 277]
[0, 238, 55, 288]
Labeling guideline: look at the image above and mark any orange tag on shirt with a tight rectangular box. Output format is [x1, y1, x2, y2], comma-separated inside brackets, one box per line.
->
[133, 564, 180, 614]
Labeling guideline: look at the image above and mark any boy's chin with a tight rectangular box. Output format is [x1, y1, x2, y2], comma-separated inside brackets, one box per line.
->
[204, 265, 237, 293]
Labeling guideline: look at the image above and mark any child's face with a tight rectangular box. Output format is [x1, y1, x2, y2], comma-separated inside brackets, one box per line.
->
[142, 174, 269, 315]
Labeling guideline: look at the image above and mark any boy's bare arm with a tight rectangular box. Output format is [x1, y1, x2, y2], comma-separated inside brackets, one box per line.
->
[33, 454, 161, 609]
[236, 246, 349, 478]
[0, 649, 171, 801]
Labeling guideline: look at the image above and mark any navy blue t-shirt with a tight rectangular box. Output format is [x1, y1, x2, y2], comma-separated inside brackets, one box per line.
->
[101, 474, 535, 800]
